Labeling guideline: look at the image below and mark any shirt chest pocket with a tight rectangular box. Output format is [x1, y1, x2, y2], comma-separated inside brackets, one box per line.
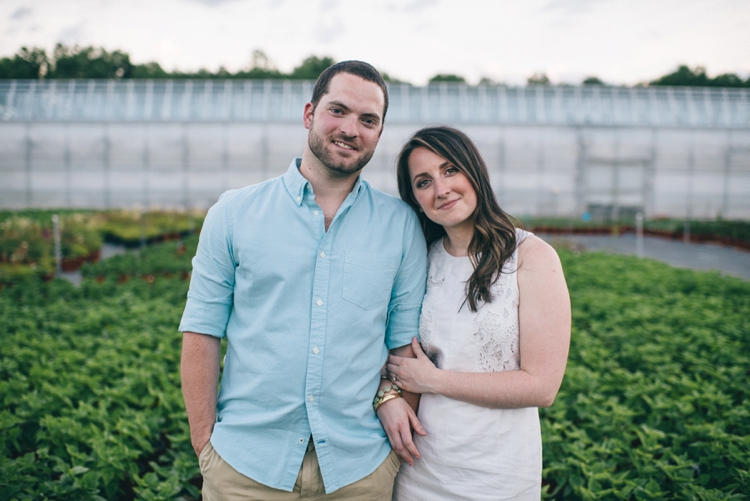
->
[342, 251, 398, 310]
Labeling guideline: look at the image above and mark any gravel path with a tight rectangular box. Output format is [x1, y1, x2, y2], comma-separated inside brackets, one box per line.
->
[59, 236, 750, 285]
[539, 233, 750, 281]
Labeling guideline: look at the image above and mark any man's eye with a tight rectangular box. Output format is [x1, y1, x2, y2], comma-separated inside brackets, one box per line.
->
[331, 108, 342, 114]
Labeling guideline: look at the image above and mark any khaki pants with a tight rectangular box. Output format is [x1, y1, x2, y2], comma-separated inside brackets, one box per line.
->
[199, 440, 401, 501]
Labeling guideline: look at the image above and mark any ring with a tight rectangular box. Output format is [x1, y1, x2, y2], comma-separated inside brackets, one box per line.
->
[391, 374, 398, 382]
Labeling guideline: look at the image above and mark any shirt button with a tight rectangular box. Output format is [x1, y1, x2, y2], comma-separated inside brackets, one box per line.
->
[320, 251, 325, 258]
[298, 437, 305, 444]
[296, 196, 301, 202]
[313, 210, 320, 216]
[309, 396, 315, 402]
[313, 347, 319, 354]
[316, 299, 323, 306]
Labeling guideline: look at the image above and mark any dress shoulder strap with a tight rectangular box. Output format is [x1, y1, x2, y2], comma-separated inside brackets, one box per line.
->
[515, 228, 532, 245]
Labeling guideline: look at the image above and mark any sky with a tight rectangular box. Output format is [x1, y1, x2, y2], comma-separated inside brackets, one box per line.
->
[1, 0, 749, 86]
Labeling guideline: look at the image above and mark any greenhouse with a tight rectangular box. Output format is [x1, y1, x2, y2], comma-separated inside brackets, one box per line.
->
[1, 79, 748, 219]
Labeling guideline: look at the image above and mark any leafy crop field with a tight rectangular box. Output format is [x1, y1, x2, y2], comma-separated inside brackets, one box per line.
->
[1, 242, 748, 500]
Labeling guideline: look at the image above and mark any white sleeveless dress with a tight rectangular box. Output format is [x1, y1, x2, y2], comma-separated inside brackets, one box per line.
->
[393, 229, 541, 501]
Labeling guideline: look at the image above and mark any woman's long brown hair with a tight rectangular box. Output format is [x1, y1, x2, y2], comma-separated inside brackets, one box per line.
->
[397, 126, 518, 312]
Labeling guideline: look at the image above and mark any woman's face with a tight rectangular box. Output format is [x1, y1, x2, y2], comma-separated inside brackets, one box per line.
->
[407, 147, 478, 233]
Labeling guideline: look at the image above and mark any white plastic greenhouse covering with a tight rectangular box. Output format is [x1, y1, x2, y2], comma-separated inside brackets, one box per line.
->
[1, 79, 748, 218]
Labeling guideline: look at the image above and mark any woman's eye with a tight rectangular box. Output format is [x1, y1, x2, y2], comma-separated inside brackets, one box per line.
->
[415, 179, 429, 189]
[446, 167, 459, 174]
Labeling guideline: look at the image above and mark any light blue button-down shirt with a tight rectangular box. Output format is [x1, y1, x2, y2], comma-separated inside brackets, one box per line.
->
[179, 159, 427, 493]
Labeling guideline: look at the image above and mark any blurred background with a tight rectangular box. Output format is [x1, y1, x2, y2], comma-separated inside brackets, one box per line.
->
[2, 3, 750, 500]
[0, 0, 748, 220]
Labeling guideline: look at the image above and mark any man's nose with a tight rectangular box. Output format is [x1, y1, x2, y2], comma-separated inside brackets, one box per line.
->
[339, 115, 358, 137]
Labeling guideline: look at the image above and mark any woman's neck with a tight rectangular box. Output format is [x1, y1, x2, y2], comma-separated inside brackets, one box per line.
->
[442, 223, 474, 257]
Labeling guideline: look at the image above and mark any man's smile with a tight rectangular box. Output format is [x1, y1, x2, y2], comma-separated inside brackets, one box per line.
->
[333, 140, 356, 151]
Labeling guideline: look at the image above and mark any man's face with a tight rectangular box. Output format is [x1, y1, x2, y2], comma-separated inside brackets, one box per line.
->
[304, 72, 385, 178]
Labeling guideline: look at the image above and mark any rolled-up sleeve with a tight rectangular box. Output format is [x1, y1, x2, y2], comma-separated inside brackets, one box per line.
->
[178, 196, 236, 338]
[385, 210, 427, 349]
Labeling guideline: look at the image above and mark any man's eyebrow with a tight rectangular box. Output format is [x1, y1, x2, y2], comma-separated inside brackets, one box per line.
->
[327, 100, 351, 111]
[361, 112, 382, 122]
[327, 100, 382, 121]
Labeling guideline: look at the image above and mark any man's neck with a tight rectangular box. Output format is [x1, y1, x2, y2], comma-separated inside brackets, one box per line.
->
[299, 150, 360, 230]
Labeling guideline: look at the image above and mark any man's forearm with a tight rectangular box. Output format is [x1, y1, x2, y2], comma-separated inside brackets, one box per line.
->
[390, 343, 420, 412]
[181, 331, 221, 455]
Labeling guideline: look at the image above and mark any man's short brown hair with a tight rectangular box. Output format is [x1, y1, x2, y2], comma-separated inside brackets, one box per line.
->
[310, 60, 389, 122]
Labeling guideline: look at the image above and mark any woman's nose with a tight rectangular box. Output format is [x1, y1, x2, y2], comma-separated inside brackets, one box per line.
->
[434, 179, 450, 197]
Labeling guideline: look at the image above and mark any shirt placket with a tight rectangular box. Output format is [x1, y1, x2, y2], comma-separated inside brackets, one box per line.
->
[303, 188, 334, 466]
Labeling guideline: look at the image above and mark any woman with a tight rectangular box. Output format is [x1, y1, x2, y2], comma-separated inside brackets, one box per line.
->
[388, 126, 571, 500]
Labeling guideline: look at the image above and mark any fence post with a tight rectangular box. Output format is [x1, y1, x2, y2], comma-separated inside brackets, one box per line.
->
[636, 212, 644, 258]
[52, 214, 62, 274]
[140, 209, 147, 250]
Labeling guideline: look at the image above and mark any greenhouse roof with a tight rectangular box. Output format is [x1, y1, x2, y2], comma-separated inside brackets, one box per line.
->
[1, 79, 748, 128]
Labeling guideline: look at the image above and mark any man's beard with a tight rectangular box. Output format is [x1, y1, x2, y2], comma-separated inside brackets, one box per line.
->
[307, 125, 374, 178]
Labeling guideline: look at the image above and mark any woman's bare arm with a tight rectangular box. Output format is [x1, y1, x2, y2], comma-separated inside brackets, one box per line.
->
[387, 235, 571, 409]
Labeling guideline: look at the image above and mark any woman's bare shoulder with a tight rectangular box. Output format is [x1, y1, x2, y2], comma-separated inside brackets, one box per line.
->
[517, 233, 561, 270]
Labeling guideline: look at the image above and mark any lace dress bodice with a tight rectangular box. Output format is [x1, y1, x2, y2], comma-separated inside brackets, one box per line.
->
[393, 229, 542, 501]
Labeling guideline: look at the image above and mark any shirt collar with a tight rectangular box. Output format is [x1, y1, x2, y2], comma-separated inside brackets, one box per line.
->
[283, 158, 365, 206]
[283, 158, 309, 206]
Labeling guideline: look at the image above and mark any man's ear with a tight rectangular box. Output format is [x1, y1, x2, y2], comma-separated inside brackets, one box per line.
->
[303, 102, 314, 129]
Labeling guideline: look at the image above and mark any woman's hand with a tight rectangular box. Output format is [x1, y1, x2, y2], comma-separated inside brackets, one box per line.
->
[387, 337, 442, 394]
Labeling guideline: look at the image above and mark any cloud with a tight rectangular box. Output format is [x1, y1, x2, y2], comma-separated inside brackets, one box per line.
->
[182, 0, 249, 5]
[58, 22, 87, 45]
[11, 7, 32, 20]
[320, 0, 339, 12]
[386, 0, 439, 12]
[544, 0, 611, 14]
[314, 16, 346, 43]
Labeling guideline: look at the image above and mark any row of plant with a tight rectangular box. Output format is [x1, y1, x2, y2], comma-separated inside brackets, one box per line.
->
[0, 275, 200, 501]
[541, 251, 749, 499]
[521, 217, 750, 249]
[0, 210, 205, 247]
[0, 210, 204, 285]
[0, 214, 102, 283]
[1, 238, 748, 499]
[80, 236, 198, 281]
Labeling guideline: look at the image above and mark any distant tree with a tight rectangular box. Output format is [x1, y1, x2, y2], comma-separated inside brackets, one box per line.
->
[379, 72, 402, 83]
[527, 72, 550, 85]
[583, 76, 605, 85]
[290, 56, 335, 80]
[235, 49, 283, 79]
[251, 49, 274, 71]
[429, 73, 466, 83]
[131, 62, 170, 79]
[49, 44, 134, 79]
[0, 47, 48, 79]
[650, 65, 709, 87]
[651, 65, 750, 88]
[709, 73, 747, 88]
[478, 76, 502, 86]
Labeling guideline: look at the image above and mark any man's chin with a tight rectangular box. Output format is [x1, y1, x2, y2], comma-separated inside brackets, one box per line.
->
[325, 162, 365, 178]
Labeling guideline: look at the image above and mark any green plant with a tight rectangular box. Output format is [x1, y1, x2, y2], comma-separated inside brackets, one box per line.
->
[541, 251, 750, 499]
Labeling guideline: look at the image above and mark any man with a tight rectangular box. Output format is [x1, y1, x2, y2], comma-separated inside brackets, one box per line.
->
[179, 60, 427, 501]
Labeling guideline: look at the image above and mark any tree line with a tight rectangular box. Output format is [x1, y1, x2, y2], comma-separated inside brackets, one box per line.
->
[1, 44, 748, 88]
[0, 46, 338, 81]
